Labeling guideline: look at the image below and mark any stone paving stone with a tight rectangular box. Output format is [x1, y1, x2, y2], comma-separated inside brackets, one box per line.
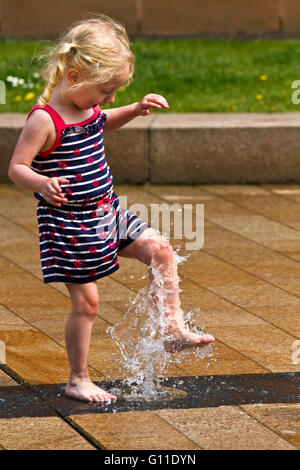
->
[156, 406, 297, 450]
[0, 416, 95, 450]
[70, 411, 200, 450]
[262, 184, 300, 203]
[211, 325, 299, 373]
[240, 403, 300, 449]
[0, 379, 96, 450]
[0, 369, 17, 387]
[202, 183, 300, 231]
[248, 306, 300, 338]
[0, 184, 38, 233]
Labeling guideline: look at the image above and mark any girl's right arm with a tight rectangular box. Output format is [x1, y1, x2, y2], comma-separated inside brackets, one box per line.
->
[8, 110, 69, 207]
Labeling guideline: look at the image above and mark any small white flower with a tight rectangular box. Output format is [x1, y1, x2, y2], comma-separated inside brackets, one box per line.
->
[11, 77, 19, 87]
[33, 72, 40, 78]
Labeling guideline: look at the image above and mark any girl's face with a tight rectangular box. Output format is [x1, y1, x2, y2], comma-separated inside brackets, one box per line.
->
[67, 67, 130, 110]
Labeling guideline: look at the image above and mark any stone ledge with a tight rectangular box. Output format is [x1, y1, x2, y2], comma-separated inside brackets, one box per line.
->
[1, 112, 300, 184]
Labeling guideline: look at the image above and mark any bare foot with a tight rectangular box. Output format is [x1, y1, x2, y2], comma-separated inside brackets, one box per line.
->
[65, 378, 117, 403]
[164, 328, 215, 353]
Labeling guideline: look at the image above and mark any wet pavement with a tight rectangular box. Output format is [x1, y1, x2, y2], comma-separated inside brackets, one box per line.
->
[0, 182, 299, 450]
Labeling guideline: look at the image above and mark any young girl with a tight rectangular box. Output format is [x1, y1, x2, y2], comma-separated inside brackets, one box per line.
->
[8, 14, 215, 403]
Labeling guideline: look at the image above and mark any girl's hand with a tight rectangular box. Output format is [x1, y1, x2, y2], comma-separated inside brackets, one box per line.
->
[135, 94, 169, 116]
[40, 176, 70, 207]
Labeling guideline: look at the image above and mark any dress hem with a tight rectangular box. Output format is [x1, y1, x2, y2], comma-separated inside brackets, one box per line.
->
[43, 263, 120, 284]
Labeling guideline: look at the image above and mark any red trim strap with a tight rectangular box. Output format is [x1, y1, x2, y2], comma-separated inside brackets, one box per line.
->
[26, 104, 101, 158]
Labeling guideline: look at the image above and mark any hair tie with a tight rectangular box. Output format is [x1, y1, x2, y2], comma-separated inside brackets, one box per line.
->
[68, 43, 77, 53]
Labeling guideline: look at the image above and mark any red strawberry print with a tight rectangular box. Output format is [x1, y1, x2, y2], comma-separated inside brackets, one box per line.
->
[99, 163, 104, 171]
[70, 238, 78, 246]
[103, 255, 110, 262]
[50, 172, 59, 178]
[87, 157, 94, 164]
[80, 224, 88, 231]
[50, 232, 56, 239]
[58, 161, 67, 169]
[40, 250, 43, 257]
[73, 260, 82, 268]
[59, 222, 65, 229]
[67, 212, 74, 220]
[48, 208, 55, 216]
[53, 257, 59, 265]
[108, 241, 116, 249]
[44, 219, 49, 227]
[74, 173, 82, 182]
[107, 177, 112, 184]
[93, 180, 99, 187]
[114, 260, 118, 266]
[64, 271, 72, 279]
[89, 246, 97, 253]
[46, 260, 52, 268]
[48, 247, 53, 255]
[97, 197, 111, 208]
[60, 249, 67, 256]
[73, 148, 81, 156]
[94, 142, 99, 150]
[82, 198, 91, 207]
[65, 188, 73, 196]
[41, 233, 45, 241]
[89, 270, 97, 277]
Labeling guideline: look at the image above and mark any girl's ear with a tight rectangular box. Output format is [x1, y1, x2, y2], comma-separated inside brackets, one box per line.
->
[67, 68, 81, 84]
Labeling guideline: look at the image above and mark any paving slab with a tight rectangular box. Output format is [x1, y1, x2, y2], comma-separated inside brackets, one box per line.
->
[0, 182, 299, 450]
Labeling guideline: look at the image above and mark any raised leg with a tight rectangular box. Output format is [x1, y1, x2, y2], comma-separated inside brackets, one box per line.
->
[118, 228, 215, 352]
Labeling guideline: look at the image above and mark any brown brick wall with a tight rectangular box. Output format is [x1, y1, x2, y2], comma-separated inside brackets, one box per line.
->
[0, 0, 300, 38]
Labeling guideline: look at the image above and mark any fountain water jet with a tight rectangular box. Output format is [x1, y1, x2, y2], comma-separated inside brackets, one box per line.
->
[107, 249, 213, 402]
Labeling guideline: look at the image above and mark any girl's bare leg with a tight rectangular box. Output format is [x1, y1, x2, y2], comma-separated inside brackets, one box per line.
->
[118, 228, 215, 352]
[64, 281, 116, 403]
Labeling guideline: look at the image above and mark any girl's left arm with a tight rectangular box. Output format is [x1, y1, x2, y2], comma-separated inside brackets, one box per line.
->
[104, 94, 169, 131]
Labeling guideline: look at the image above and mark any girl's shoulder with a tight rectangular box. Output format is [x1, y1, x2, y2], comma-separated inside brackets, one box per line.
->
[26, 106, 55, 132]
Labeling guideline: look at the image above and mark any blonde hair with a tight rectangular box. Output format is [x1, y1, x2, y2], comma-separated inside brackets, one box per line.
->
[37, 13, 134, 107]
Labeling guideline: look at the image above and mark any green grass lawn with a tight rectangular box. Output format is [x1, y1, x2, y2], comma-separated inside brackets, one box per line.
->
[1, 37, 300, 113]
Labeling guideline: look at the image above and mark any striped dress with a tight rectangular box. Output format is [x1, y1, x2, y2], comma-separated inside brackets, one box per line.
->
[28, 103, 150, 284]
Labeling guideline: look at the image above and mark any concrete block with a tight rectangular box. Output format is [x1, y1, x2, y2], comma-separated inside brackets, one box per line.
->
[3, 112, 300, 184]
[0, 113, 25, 183]
[150, 113, 300, 184]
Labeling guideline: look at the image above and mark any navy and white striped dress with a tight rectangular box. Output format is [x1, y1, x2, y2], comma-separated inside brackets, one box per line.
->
[28, 103, 150, 284]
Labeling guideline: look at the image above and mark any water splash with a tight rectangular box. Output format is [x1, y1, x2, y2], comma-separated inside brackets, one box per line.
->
[107, 247, 214, 401]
